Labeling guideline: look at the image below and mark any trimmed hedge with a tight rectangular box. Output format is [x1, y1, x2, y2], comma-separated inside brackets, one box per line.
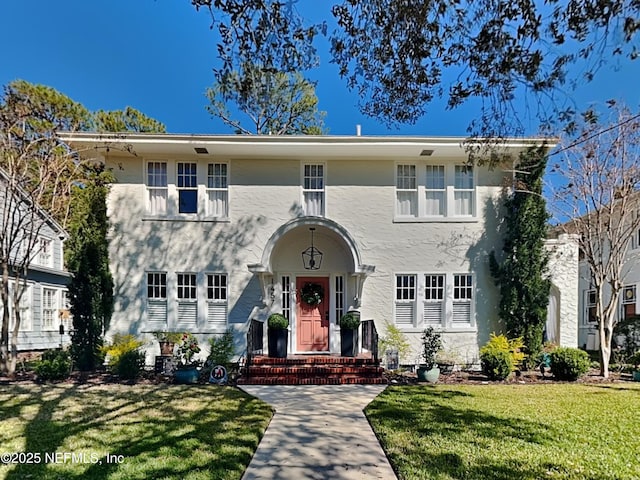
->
[480, 348, 513, 380]
[549, 347, 590, 381]
[34, 349, 71, 381]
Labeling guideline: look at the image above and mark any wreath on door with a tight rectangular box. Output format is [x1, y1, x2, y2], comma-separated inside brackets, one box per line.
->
[301, 282, 324, 306]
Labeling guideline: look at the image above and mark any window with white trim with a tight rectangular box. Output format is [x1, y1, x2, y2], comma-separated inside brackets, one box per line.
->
[395, 274, 416, 325]
[207, 273, 227, 327]
[396, 165, 417, 217]
[147, 162, 168, 215]
[3, 282, 32, 331]
[206, 163, 228, 217]
[622, 285, 636, 321]
[425, 166, 445, 216]
[335, 275, 344, 324]
[303, 164, 325, 216]
[453, 274, 473, 324]
[454, 166, 474, 216]
[37, 237, 53, 268]
[177, 273, 197, 325]
[147, 272, 167, 326]
[585, 289, 597, 324]
[177, 163, 198, 214]
[42, 287, 58, 331]
[59, 289, 72, 331]
[423, 274, 445, 325]
[281, 276, 291, 321]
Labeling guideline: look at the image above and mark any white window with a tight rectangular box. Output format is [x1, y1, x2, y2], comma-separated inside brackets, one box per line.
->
[453, 274, 473, 324]
[147, 162, 167, 215]
[586, 289, 597, 324]
[423, 274, 445, 326]
[37, 238, 53, 268]
[4, 282, 32, 331]
[177, 163, 198, 214]
[42, 287, 58, 331]
[303, 164, 325, 216]
[395, 274, 416, 326]
[454, 166, 474, 216]
[425, 166, 445, 216]
[59, 289, 72, 331]
[147, 272, 167, 326]
[177, 273, 197, 325]
[207, 163, 228, 217]
[207, 273, 227, 327]
[335, 275, 344, 324]
[281, 276, 291, 321]
[396, 165, 417, 217]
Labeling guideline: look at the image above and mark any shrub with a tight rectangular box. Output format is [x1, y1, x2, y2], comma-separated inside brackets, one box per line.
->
[34, 349, 71, 381]
[549, 347, 590, 380]
[339, 313, 361, 330]
[103, 334, 146, 379]
[378, 322, 411, 362]
[267, 313, 289, 330]
[480, 349, 513, 380]
[207, 330, 235, 366]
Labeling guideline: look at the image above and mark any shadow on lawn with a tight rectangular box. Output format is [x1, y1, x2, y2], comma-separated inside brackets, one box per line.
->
[366, 386, 559, 480]
[0, 383, 271, 480]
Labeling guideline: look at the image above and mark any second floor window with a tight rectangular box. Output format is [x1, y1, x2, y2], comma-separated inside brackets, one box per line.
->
[303, 164, 325, 216]
[147, 162, 167, 215]
[454, 166, 474, 216]
[425, 166, 445, 216]
[37, 238, 53, 268]
[396, 165, 417, 217]
[177, 163, 197, 214]
[207, 163, 228, 217]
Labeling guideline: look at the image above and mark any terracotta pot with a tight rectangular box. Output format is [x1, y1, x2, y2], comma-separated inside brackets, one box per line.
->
[159, 341, 175, 356]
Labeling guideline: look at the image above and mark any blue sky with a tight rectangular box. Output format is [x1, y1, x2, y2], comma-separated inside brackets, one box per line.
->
[2, 0, 639, 136]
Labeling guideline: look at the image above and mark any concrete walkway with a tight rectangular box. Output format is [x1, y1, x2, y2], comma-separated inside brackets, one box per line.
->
[239, 385, 398, 480]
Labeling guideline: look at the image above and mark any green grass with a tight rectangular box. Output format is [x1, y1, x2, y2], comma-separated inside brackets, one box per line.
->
[366, 383, 640, 480]
[0, 383, 272, 480]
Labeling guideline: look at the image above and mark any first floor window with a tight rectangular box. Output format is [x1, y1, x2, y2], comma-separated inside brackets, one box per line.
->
[177, 273, 197, 325]
[207, 273, 227, 327]
[423, 274, 445, 325]
[622, 285, 636, 320]
[3, 282, 32, 331]
[282, 276, 291, 321]
[42, 287, 58, 330]
[335, 275, 344, 324]
[147, 272, 167, 325]
[395, 274, 416, 325]
[453, 274, 473, 324]
[586, 290, 597, 324]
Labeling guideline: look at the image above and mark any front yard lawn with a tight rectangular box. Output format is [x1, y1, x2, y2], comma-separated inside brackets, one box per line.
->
[366, 383, 640, 480]
[0, 383, 272, 480]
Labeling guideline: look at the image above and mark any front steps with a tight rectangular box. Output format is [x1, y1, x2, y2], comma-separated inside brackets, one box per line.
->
[238, 354, 387, 385]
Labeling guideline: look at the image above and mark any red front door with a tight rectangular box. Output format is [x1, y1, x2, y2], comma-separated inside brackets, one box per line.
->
[296, 277, 330, 352]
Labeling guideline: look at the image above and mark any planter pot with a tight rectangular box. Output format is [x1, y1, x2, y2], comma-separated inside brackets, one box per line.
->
[340, 328, 359, 357]
[158, 341, 175, 356]
[417, 366, 440, 383]
[633, 370, 640, 382]
[437, 362, 455, 375]
[268, 328, 288, 358]
[174, 367, 199, 384]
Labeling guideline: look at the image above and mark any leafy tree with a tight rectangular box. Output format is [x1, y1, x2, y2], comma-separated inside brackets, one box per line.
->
[490, 146, 551, 366]
[206, 66, 326, 134]
[65, 169, 114, 371]
[550, 102, 640, 378]
[93, 106, 166, 133]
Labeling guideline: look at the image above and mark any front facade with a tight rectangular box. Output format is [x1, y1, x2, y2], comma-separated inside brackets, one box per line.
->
[67, 134, 578, 364]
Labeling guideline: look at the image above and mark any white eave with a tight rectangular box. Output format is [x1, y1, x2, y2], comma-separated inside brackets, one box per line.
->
[59, 132, 557, 160]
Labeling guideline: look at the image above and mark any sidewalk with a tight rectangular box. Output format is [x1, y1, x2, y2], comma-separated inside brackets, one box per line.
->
[239, 385, 398, 480]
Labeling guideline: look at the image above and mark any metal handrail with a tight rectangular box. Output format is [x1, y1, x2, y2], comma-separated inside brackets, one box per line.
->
[245, 319, 264, 380]
[361, 319, 379, 362]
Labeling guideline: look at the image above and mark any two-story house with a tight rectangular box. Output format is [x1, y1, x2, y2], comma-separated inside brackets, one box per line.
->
[0, 170, 71, 353]
[63, 133, 579, 365]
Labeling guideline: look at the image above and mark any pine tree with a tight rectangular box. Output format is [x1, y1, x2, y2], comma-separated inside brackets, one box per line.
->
[490, 146, 551, 367]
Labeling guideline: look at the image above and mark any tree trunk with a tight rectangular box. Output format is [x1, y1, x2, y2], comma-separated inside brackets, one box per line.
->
[1, 263, 10, 375]
[599, 320, 613, 378]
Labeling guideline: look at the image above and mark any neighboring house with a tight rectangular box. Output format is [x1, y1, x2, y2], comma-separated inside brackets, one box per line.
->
[0, 172, 71, 352]
[64, 133, 578, 364]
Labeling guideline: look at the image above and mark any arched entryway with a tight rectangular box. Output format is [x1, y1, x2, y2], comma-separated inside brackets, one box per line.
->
[248, 217, 374, 354]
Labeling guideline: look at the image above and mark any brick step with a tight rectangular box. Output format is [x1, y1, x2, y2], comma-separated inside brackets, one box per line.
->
[238, 376, 388, 385]
[246, 365, 384, 377]
[250, 355, 380, 366]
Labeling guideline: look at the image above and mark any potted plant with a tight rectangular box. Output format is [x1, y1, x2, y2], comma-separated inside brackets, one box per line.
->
[339, 312, 361, 357]
[436, 349, 459, 375]
[152, 331, 183, 356]
[417, 327, 442, 383]
[267, 313, 289, 358]
[174, 333, 201, 384]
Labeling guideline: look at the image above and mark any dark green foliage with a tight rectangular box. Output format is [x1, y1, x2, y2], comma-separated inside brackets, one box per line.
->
[34, 349, 71, 381]
[111, 349, 146, 380]
[207, 330, 235, 366]
[421, 327, 442, 370]
[490, 146, 551, 368]
[339, 313, 360, 330]
[549, 348, 591, 381]
[614, 315, 640, 358]
[66, 169, 114, 371]
[92, 106, 166, 133]
[267, 313, 288, 330]
[480, 349, 514, 381]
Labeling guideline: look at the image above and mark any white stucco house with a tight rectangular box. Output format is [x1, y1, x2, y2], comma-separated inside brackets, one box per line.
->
[63, 133, 579, 365]
[0, 170, 72, 352]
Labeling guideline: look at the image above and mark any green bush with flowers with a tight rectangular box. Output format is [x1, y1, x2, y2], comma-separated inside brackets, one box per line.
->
[176, 333, 201, 368]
